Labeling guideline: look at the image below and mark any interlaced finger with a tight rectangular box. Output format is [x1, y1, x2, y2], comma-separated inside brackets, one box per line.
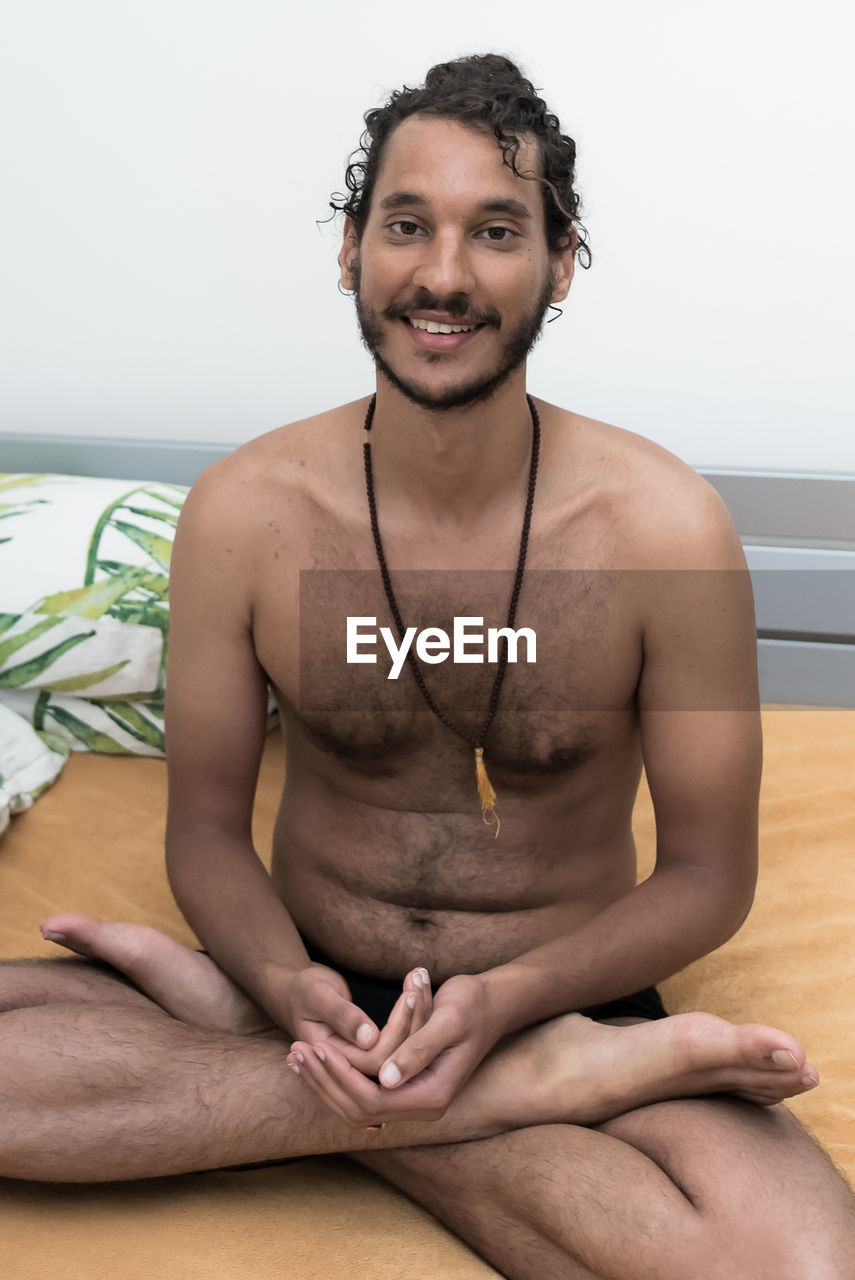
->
[295, 1038, 444, 1124]
[408, 967, 433, 1036]
[287, 1043, 372, 1125]
[332, 969, 432, 1073]
[308, 979, 380, 1050]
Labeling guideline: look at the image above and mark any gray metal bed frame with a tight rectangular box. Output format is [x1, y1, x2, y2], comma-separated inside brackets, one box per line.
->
[2, 432, 853, 707]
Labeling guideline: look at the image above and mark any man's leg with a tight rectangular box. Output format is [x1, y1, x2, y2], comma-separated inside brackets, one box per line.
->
[7, 928, 853, 1277]
[357, 1078, 855, 1279]
[0, 946, 822, 1184]
[0, 951, 518, 1181]
[352, 1017, 854, 1278]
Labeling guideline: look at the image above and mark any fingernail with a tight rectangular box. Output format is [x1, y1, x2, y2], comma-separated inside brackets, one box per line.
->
[413, 972, 423, 989]
[288, 1064, 300, 1075]
[380, 1062, 401, 1087]
[357, 1023, 373, 1046]
[296, 1051, 304, 1064]
[801, 1072, 819, 1088]
[43, 932, 67, 943]
[772, 1050, 799, 1069]
[406, 994, 416, 1009]
[420, 969, 430, 986]
[316, 1048, 326, 1062]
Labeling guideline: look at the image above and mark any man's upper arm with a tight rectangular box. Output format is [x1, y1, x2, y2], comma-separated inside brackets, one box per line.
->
[165, 461, 272, 844]
[635, 479, 762, 905]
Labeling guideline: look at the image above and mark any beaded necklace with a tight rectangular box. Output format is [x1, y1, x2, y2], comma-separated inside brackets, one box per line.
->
[362, 394, 540, 837]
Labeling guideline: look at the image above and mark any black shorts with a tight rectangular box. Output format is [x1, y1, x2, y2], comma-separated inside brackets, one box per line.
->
[300, 934, 668, 1028]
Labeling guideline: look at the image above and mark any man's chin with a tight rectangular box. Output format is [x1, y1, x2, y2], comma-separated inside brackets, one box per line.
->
[372, 353, 524, 413]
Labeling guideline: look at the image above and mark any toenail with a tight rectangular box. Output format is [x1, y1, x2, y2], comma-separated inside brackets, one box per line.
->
[772, 1049, 799, 1069]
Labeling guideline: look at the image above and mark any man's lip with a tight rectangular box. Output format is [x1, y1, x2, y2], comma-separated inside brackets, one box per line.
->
[402, 319, 484, 350]
[403, 313, 485, 328]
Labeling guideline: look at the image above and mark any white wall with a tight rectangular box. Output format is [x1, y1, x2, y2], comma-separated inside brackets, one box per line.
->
[2, 0, 853, 473]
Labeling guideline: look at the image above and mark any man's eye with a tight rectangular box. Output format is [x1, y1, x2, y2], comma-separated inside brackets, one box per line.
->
[482, 226, 515, 242]
[390, 221, 422, 236]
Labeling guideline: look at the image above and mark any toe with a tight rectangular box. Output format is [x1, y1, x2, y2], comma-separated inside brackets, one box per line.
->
[40, 913, 104, 954]
[740, 1024, 807, 1073]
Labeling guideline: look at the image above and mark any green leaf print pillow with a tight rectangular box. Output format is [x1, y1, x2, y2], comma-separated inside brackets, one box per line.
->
[0, 473, 187, 757]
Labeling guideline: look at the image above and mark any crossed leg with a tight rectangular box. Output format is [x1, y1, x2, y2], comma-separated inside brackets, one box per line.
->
[4, 923, 854, 1278]
[357, 1056, 855, 1278]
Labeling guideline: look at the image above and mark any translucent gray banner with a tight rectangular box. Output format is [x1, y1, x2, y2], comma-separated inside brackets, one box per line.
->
[296, 569, 853, 721]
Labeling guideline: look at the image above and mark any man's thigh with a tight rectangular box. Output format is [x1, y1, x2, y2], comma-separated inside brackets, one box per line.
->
[0, 955, 151, 1013]
[357, 1095, 855, 1280]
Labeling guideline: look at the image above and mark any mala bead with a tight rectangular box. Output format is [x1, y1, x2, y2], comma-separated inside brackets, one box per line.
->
[363, 394, 540, 838]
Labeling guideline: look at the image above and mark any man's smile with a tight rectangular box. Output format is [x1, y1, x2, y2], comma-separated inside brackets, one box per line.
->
[400, 315, 487, 351]
[408, 318, 479, 334]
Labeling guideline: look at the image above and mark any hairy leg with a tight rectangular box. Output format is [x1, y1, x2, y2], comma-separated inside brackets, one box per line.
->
[0, 953, 161, 1013]
[31, 917, 821, 1111]
[0, 972, 822, 1186]
[356, 1089, 855, 1279]
[17, 921, 853, 1276]
[0, 999, 498, 1181]
[0, 939, 822, 1196]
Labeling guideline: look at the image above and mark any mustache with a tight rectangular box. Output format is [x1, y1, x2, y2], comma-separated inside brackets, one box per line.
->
[383, 292, 501, 327]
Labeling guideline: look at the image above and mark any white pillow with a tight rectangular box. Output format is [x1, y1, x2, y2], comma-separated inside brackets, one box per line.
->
[0, 702, 69, 837]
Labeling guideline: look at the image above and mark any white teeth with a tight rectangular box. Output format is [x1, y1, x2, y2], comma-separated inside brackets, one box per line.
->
[409, 318, 474, 334]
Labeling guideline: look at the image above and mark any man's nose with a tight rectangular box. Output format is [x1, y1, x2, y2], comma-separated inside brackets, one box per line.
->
[411, 229, 477, 300]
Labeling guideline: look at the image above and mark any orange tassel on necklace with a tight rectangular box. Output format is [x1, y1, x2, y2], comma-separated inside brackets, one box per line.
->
[474, 746, 500, 837]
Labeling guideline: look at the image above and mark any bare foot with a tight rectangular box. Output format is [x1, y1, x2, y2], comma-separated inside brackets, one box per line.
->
[39, 914, 276, 1035]
[465, 1011, 820, 1130]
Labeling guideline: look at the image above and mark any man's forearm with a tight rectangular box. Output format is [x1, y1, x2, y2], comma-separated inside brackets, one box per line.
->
[481, 864, 753, 1039]
[166, 826, 309, 1027]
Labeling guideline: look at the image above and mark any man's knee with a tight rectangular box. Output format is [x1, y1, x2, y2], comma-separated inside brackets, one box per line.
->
[603, 1100, 855, 1279]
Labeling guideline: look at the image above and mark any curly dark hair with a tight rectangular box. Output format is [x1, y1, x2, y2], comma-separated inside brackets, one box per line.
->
[329, 53, 591, 267]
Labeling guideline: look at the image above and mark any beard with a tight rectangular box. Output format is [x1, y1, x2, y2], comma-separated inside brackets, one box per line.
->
[351, 262, 555, 411]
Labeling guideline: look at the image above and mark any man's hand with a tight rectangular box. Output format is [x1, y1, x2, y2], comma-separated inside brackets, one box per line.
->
[284, 962, 434, 1075]
[287, 972, 501, 1127]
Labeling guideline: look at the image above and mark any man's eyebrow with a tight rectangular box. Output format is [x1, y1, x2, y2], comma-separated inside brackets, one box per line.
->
[480, 198, 532, 220]
[378, 191, 429, 211]
[378, 192, 533, 220]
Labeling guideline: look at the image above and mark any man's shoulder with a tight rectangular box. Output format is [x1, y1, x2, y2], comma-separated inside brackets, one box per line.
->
[549, 404, 744, 571]
[207, 399, 364, 482]
[185, 398, 367, 517]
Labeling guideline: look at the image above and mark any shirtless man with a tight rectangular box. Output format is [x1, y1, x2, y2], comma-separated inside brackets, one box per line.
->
[6, 53, 855, 1279]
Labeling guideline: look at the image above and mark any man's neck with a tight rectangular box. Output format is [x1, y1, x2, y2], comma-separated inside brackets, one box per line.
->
[367, 371, 535, 529]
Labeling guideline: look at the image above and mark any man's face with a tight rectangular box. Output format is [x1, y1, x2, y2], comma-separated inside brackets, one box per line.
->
[340, 116, 573, 411]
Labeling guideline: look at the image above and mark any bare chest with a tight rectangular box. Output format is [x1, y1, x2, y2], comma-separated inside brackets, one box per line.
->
[251, 504, 643, 789]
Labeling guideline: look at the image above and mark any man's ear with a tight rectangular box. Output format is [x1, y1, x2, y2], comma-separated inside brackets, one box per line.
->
[338, 217, 360, 291]
[549, 228, 577, 304]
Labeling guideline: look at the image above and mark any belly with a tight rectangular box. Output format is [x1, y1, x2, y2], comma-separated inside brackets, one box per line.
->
[269, 764, 640, 984]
